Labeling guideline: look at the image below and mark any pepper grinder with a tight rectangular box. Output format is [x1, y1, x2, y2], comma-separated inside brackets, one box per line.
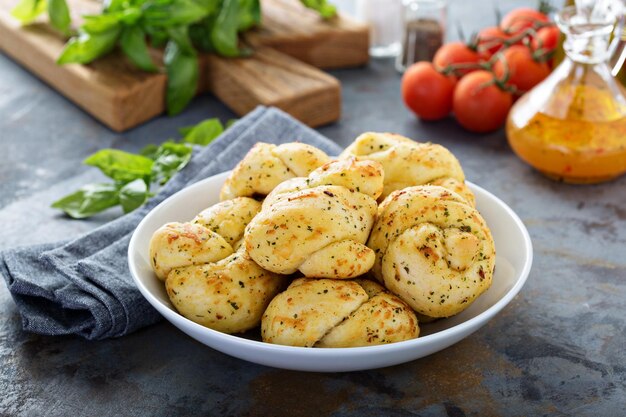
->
[396, 0, 447, 72]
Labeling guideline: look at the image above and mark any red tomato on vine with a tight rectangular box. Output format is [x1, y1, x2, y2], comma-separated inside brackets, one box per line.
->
[402, 62, 456, 121]
[500, 8, 549, 35]
[477, 26, 515, 56]
[531, 26, 560, 52]
[433, 42, 483, 76]
[493, 45, 551, 93]
[453, 71, 513, 133]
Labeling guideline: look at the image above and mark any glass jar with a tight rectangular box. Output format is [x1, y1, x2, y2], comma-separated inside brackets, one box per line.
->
[396, 0, 446, 73]
[356, 0, 403, 57]
[506, 5, 626, 184]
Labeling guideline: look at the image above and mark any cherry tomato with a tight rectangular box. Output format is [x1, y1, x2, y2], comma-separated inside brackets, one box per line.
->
[477, 26, 514, 57]
[493, 45, 551, 93]
[531, 25, 560, 52]
[453, 70, 513, 133]
[500, 8, 549, 36]
[402, 62, 456, 121]
[433, 42, 483, 76]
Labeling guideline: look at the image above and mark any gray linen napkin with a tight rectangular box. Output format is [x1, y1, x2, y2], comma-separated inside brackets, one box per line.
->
[0, 107, 342, 340]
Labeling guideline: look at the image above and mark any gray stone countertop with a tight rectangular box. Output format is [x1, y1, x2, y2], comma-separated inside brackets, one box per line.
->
[1, 0, 625, 415]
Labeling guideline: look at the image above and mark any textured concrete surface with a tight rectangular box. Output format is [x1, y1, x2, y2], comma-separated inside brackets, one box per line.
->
[1, 0, 625, 415]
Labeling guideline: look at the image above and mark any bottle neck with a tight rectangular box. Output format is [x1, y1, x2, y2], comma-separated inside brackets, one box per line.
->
[557, 5, 620, 64]
[563, 31, 612, 63]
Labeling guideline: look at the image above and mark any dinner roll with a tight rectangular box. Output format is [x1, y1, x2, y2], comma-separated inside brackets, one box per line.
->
[261, 278, 419, 347]
[192, 197, 262, 247]
[149, 222, 233, 281]
[150, 197, 287, 333]
[368, 185, 495, 318]
[166, 246, 288, 334]
[244, 158, 383, 278]
[339, 132, 475, 205]
[149, 197, 262, 280]
[220, 142, 330, 201]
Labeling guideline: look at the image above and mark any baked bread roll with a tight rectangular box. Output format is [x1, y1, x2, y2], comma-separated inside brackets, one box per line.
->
[261, 278, 419, 347]
[149, 197, 262, 280]
[193, 196, 262, 250]
[244, 158, 384, 278]
[220, 142, 331, 201]
[368, 186, 495, 318]
[166, 247, 288, 334]
[149, 222, 234, 281]
[149, 197, 287, 333]
[339, 132, 475, 205]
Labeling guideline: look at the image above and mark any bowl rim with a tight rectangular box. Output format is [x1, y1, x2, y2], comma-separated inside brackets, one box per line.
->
[128, 172, 533, 357]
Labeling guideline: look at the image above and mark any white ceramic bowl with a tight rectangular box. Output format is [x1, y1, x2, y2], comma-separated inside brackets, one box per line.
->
[128, 172, 532, 372]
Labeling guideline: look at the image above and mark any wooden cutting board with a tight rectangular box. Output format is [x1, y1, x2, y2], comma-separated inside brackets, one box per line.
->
[0, 0, 369, 131]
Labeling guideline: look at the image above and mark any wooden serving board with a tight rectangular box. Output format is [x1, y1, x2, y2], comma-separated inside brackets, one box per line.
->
[245, 0, 369, 69]
[0, 0, 368, 131]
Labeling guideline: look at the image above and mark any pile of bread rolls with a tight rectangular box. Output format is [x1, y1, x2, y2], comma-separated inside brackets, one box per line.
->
[149, 133, 496, 348]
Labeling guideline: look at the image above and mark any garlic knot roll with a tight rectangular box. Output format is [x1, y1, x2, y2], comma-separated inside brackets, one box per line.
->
[245, 158, 384, 279]
[368, 185, 495, 318]
[220, 142, 330, 201]
[340, 132, 475, 206]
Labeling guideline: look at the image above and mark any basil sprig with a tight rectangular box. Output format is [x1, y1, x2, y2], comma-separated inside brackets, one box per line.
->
[13, 0, 337, 114]
[54, 0, 265, 114]
[11, 0, 71, 35]
[51, 117, 228, 219]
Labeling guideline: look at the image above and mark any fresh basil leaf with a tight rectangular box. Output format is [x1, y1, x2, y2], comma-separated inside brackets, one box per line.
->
[193, 0, 219, 14]
[140, 143, 160, 159]
[179, 118, 230, 139]
[177, 126, 194, 136]
[167, 25, 195, 55]
[164, 40, 198, 115]
[84, 8, 139, 32]
[83, 149, 154, 182]
[57, 26, 121, 64]
[51, 183, 120, 219]
[47, 0, 71, 35]
[151, 142, 193, 184]
[103, 0, 125, 12]
[156, 141, 193, 157]
[182, 118, 223, 145]
[299, 0, 336, 19]
[11, 0, 47, 24]
[142, 0, 209, 27]
[119, 179, 149, 213]
[189, 16, 216, 52]
[237, 0, 260, 31]
[211, 0, 240, 57]
[120, 26, 157, 71]
[144, 25, 169, 48]
[118, 7, 142, 25]
[81, 14, 122, 34]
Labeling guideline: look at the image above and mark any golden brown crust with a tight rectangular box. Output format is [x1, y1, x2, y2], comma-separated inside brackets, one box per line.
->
[166, 248, 288, 334]
[149, 222, 233, 281]
[261, 279, 369, 347]
[367, 185, 495, 318]
[151, 198, 286, 334]
[430, 177, 476, 207]
[316, 290, 419, 348]
[244, 158, 383, 278]
[193, 197, 262, 245]
[262, 278, 419, 347]
[219, 142, 330, 201]
[340, 132, 475, 205]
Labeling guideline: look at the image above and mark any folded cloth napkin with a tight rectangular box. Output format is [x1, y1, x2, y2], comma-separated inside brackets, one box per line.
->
[0, 107, 342, 340]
